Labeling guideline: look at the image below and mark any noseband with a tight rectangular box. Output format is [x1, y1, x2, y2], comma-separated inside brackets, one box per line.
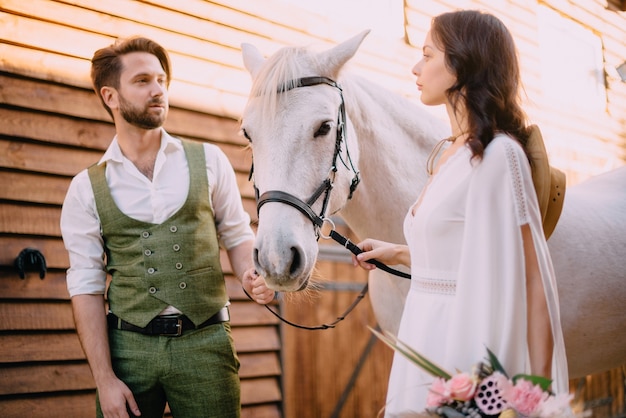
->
[250, 75, 409, 278]
[251, 76, 360, 239]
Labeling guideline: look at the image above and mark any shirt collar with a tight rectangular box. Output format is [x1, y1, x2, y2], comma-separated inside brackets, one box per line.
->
[97, 129, 183, 165]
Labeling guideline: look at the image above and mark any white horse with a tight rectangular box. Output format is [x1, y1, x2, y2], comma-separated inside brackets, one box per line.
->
[240, 31, 626, 379]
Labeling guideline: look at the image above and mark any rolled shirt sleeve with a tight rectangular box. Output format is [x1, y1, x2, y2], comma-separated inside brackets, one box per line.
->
[61, 171, 108, 296]
[204, 143, 255, 250]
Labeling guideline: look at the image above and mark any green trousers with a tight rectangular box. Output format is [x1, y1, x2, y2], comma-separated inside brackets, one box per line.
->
[97, 322, 241, 418]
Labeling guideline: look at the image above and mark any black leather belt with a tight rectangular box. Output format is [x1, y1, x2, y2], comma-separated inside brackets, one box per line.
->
[107, 307, 229, 337]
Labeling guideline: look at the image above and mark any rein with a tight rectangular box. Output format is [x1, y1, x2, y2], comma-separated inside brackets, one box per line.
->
[248, 76, 410, 331]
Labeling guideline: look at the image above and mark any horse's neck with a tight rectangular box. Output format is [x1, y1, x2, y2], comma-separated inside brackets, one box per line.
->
[339, 76, 448, 242]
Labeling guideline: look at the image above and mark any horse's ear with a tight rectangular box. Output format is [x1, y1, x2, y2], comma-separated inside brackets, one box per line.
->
[241, 43, 265, 79]
[318, 30, 371, 77]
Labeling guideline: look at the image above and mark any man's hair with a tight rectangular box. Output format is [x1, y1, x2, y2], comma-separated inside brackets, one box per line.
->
[90, 36, 171, 118]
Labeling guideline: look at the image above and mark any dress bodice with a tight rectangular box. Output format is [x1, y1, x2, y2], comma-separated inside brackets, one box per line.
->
[403, 146, 472, 289]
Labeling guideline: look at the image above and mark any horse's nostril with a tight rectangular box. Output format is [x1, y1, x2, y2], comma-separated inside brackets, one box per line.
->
[289, 246, 301, 276]
[253, 247, 264, 275]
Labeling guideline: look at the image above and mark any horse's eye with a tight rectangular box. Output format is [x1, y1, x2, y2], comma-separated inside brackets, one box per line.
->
[241, 128, 252, 142]
[314, 122, 332, 138]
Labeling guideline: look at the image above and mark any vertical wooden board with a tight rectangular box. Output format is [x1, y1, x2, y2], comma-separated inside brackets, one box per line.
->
[612, 366, 626, 417]
[317, 262, 351, 415]
[572, 368, 626, 418]
[333, 262, 393, 417]
[349, 330, 394, 417]
[281, 286, 322, 417]
[282, 259, 390, 418]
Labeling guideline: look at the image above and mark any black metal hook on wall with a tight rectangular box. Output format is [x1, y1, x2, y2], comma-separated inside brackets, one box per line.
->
[15, 248, 47, 279]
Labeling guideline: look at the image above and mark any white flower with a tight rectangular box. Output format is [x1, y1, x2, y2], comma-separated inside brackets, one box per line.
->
[536, 393, 574, 417]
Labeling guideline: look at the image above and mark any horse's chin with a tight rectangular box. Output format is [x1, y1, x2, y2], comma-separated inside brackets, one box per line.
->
[264, 275, 310, 292]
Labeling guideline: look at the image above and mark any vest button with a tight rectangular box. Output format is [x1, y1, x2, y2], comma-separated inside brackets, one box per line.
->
[173, 244, 181, 252]
[147, 267, 156, 274]
[175, 262, 183, 270]
[144, 249, 152, 256]
[142, 231, 150, 238]
[179, 282, 187, 289]
[170, 226, 178, 233]
[149, 286, 157, 294]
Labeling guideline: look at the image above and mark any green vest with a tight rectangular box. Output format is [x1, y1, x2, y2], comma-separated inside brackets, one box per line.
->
[88, 140, 227, 328]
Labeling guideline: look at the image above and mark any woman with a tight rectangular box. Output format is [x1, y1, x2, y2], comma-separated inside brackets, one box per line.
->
[352, 10, 569, 416]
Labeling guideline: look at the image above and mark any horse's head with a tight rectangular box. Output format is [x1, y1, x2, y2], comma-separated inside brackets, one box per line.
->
[241, 31, 369, 291]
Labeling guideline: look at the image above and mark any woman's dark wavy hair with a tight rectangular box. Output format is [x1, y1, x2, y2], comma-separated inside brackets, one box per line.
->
[431, 10, 530, 159]
[90, 36, 171, 119]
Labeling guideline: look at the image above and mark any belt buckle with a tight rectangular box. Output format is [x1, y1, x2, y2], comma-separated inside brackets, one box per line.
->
[155, 316, 183, 337]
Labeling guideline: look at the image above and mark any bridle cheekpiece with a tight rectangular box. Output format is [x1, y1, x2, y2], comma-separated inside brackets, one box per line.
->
[245, 75, 409, 331]
[250, 76, 360, 240]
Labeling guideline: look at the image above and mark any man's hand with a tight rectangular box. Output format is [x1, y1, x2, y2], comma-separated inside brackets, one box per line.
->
[70, 294, 141, 418]
[242, 269, 275, 305]
[97, 375, 141, 418]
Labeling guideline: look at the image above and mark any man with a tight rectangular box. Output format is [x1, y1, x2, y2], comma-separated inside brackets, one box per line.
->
[60, 36, 274, 418]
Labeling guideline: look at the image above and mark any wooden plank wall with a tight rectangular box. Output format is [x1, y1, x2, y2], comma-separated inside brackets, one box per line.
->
[1, 1, 625, 417]
[405, 0, 626, 185]
[0, 1, 405, 417]
[405, 4, 626, 417]
[0, 71, 282, 417]
[406, 3, 626, 416]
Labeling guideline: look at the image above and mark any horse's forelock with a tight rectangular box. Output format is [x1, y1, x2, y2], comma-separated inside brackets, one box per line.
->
[249, 46, 321, 125]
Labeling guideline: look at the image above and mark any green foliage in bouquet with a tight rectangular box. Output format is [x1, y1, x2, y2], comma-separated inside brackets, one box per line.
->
[369, 327, 572, 418]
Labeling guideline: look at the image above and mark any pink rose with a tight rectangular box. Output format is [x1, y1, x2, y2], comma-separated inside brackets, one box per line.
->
[426, 377, 450, 407]
[446, 373, 477, 401]
[503, 378, 546, 415]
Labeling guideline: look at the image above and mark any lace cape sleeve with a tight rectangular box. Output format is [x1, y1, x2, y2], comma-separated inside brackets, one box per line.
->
[444, 135, 569, 393]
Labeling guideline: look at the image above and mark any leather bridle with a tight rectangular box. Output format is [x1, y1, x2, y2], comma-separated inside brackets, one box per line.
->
[252, 76, 360, 240]
[247, 76, 409, 330]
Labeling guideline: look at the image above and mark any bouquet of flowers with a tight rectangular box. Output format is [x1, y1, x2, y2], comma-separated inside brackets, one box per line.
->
[370, 327, 573, 418]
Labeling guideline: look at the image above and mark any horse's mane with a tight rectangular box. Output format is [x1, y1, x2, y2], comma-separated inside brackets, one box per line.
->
[245, 44, 447, 152]
[247, 46, 323, 125]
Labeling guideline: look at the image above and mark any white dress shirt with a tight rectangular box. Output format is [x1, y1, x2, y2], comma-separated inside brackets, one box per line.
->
[61, 130, 254, 298]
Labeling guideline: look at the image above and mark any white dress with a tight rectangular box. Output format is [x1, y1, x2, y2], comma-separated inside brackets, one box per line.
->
[384, 135, 569, 417]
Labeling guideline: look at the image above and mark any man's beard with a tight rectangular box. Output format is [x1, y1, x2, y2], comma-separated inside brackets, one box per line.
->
[119, 94, 167, 129]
